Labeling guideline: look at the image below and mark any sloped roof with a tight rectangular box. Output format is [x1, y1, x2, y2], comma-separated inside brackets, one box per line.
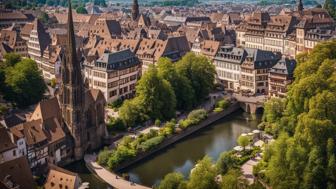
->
[22, 119, 47, 146]
[30, 97, 60, 122]
[44, 164, 79, 189]
[0, 126, 16, 153]
[97, 49, 139, 70]
[0, 11, 28, 21]
[244, 48, 280, 69]
[270, 58, 296, 75]
[0, 156, 35, 189]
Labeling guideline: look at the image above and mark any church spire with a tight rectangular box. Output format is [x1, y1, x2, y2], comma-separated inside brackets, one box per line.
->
[67, 0, 78, 70]
[60, 0, 86, 160]
[132, 0, 139, 21]
[298, 0, 304, 12]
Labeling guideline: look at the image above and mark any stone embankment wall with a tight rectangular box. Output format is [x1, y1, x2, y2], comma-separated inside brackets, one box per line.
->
[114, 102, 241, 171]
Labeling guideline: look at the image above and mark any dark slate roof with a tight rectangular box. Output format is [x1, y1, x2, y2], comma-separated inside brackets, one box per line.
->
[214, 45, 246, 64]
[215, 46, 279, 68]
[244, 48, 280, 69]
[96, 49, 140, 70]
[270, 58, 296, 75]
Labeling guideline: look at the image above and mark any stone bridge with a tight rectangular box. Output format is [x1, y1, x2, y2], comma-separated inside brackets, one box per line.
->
[232, 94, 267, 114]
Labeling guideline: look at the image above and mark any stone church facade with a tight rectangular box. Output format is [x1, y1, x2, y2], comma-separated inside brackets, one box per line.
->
[8, 0, 107, 174]
[59, 0, 106, 160]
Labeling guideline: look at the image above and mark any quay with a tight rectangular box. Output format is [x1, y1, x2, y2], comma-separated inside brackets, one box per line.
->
[84, 154, 151, 189]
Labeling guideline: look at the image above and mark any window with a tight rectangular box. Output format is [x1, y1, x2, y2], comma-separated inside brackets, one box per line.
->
[109, 90, 117, 97]
[13, 150, 16, 156]
[108, 81, 118, 88]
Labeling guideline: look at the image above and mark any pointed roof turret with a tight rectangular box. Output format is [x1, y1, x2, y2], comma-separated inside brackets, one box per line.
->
[132, 0, 139, 21]
[67, 0, 78, 69]
[298, 0, 304, 12]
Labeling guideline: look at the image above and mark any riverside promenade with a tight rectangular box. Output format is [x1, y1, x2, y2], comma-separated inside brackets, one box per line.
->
[84, 154, 151, 189]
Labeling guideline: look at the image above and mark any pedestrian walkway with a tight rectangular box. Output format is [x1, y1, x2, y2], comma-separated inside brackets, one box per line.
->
[84, 154, 151, 189]
[241, 158, 260, 184]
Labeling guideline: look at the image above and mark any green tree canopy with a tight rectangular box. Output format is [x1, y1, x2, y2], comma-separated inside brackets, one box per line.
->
[158, 172, 186, 189]
[76, 6, 88, 14]
[324, 0, 336, 19]
[176, 53, 216, 102]
[3, 53, 21, 67]
[220, 169, 248, 189]
[4, 58, 46, 107]
[237, 135, 250, 150]
[262, 40, 336, 189]
[187, 156, 218, 189]
[136, 65, 176, 120]
[157, 57, 195, 110]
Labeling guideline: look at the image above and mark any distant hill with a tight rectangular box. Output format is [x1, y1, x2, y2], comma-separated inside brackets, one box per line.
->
[257, 0, 323, 6]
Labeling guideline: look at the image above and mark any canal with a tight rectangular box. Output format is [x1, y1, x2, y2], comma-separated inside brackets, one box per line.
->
[65, 110, 260, 188]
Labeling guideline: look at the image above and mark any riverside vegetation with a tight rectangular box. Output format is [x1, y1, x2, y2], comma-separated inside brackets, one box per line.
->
[99, 53, 217, 169]
[158, 40, 336, 189]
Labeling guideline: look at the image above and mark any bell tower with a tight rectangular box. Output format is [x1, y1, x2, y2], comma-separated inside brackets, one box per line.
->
[298, 0, 304, 12]
[60, 0, 86, 160]
[132, 0, 139, 21]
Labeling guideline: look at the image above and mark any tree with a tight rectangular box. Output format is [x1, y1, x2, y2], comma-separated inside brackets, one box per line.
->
[324, 0, 336, 19]
[262, 41, 336, 188]
[158, 172, 186, 189]
[0, 53, 22, 93]
[187, 156, 218, 189]
[176, 53, 216, 102]
[220, 169, 248, 189]
[4, 58, 46, 107]
[3, 53, 21, 67]
[216, 152, 238, 174]
[76, 6, 88, 14]
[262, 98, 286, 123]
[136, 65, 176, 120]
[119, 99, 143, 127]
[237, 135, 250, 150]
[157, 57, 195, 110]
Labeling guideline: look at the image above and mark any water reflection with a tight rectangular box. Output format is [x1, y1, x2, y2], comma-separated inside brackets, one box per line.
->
[123, 110, 260, 186]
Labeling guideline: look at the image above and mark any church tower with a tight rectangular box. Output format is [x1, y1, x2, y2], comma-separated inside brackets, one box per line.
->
[60, 0, 86, 160]
[132, 0, 139, 21]
[298, 0, 304, 12]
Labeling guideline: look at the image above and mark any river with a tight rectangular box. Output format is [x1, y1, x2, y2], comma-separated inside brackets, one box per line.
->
[65, 110, 260, 188]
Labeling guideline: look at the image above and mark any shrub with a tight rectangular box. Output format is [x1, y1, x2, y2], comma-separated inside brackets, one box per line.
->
[178, 109, 208, 129]
[159, 121, 175, 136]
[106, 117, 126, 132]
[97, 148, 113, 166]
[108, 98, 123, 109]
[50, 78, 56, 88]
[137, 136, 165, 152]
[155, 119, 161, 126]
[107, 145, 136, 169]
[216, 99, 230, 109]
[187, 109, 207, 123]
[0, 104, 8, 115]
[214, 107, 223, 113]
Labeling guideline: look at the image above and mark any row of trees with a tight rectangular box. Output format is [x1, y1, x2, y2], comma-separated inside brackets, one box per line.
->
[258, 0, 321, 6]
[118, 53, 216, 128]
[255, 40, 336, 188]
[0, 53, 46, 107]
